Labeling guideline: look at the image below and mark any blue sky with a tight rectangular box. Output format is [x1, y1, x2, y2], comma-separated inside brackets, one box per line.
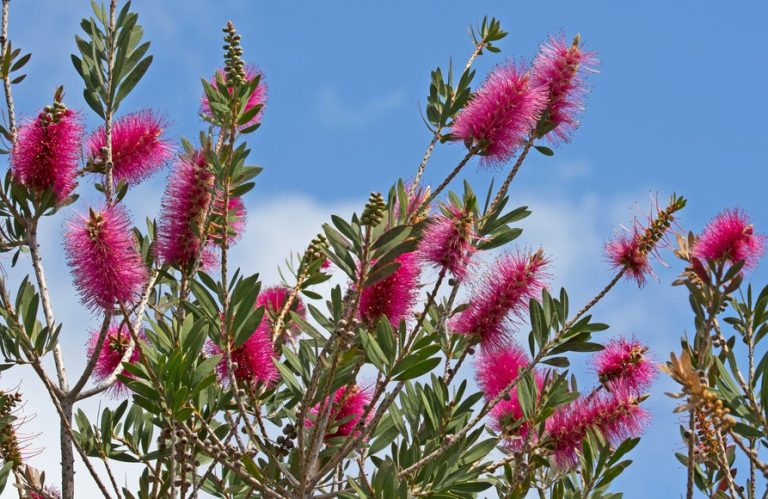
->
[3, 1, 768, 497]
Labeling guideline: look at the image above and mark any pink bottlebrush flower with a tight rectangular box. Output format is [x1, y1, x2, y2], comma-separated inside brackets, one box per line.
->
[477, 345, 543, 447]
[476, 344, 530, 399]
[451, 62, 547, 166]
[201, 65, 267, 129]
[258, 286, 306, 320]
[209, 320, 279, 387]
[545, 384, 648, 468]
[604, 229, 652, 287]
[87, 110, 172, 184]
[306, 385, 371, 439]
[693, 209, 765, 269]
[64, 205, 147, 310]
[594, 337, 656, 392]
[359, 252, 421, 326]
[157, 151, 247, 269]
[11, 105, 82, 201]
[451, 250, 548, 347]
[156, 152, 216, 269]
[257, 285, 306, 341]
[86, 324, 143, 395]
[418, 206, 477, 281]
[531, 34, 598, 143]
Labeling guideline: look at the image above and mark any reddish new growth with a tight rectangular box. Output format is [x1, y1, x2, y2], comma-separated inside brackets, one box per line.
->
[29, 486, 61, 499]
[546, 384, 648, 468]
[451, 250, 548, 347]
[64, 205, 147, 310]
[201, 65, 267, 129]
[693, 209, 765, 269]
[359, 252, 421, 327]
[11, 103, 82, 201]
[604, 229, 652, 287]
[257, 285, 306, 340]
[594, 337, 656, 392]
[87, 110, 172, 184]
[306, 385, 372, 439]
[532, 34, 598, 143]
[86, 324, 143, 395]
[418, 206, 477, 281]
[476, 345, 541, 447]
[451, 62, 546, 166]
[209, 321, 279, 387]
[156, 151, 246, 269]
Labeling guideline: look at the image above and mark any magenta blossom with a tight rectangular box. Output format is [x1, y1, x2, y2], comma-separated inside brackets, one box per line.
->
[359, 252, 421, 327]
[257, 285, 306, 340]
[87, 110, 172, 184]
[532, 34, 598, 143]
[11, 105, 82, 201]
[418, 206, 476, 281]
[693, 209, 764, 269]
[451, 250, 548, 347]
[201, 65, 267, 129]
[209, 321, 279, 387]
[604, 229, 652, 287]
[64, 205, 147, 310]
[545, 384, 648, 468]
[156, 152, 215, 269]
[86, 324, 143, 395]
[451, 61, 547, 166]
[594, 337, 656, 392]
[306, 385, 371, 439]
[476, 345, 543, 447]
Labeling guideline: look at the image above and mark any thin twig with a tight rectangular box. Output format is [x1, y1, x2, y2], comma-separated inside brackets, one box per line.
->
[417, 146, 478, 212]
[69, 311, 112, 396]
[102, 0, 118, 203]
[486, 137, 535, 218]
[75, 270, 158, 400]
[1, 0, 17, 140]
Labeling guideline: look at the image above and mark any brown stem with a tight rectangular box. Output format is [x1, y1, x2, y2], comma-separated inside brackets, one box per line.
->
[417, 146, 479, 213]
[486, 137, 535, 217]
[102, 0, 117, 203]
[1, 0, 16, 140]
[410, 132, 441, 198]
[69, 311, 112, 396]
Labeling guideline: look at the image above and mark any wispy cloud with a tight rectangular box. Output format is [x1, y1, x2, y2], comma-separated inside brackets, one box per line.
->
[317, 87, 403, 129]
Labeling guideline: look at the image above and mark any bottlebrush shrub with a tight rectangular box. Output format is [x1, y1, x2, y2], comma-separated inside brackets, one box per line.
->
[0, 3, 707, 498]
[662, 212, 768, 499]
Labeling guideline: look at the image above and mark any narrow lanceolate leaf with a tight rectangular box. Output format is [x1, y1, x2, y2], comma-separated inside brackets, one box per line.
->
[114, 55, 153, 108]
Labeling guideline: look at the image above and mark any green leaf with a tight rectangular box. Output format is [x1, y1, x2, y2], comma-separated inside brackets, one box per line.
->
[534, 145, 555, 156]
[393, 357, 441, 381]
[10, 53, 30, 73]
[274, 361, 302, 396]
[360, 330, 388, 371]
[364, 260, 400, 287]
[114, 55, 152, 107]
